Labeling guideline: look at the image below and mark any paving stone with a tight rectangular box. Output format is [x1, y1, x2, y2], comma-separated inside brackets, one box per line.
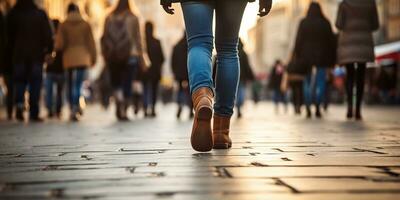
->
[0, 103, 399, 199]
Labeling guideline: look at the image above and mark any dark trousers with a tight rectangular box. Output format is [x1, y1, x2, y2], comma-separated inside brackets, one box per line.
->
[143, 79, 159, 113]
[4, 73, 14, 119]
[14, 62, 43, 118]
[345, 63, 366, 114]
[177, 79, 193, 110]
[45, 73, 64, 115]
[289, 80, 303, 114]
[67, 67, 86, 113]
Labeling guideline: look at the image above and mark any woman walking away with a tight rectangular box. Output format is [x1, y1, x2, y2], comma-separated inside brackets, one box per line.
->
[56, 3, 97, 121]
[7, 0, 53, 122]
[144, 22, 165, 118]
[336, 0, 379, 120]
[102, 0, 145, 121]
[161, 0, 273, 152]
[293, 2, 336, 118]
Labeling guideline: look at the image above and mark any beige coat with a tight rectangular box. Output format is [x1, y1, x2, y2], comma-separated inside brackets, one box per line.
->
[56, 12, 97, 69]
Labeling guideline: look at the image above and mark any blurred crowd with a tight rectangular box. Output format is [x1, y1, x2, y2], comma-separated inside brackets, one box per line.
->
[0, 0, 398, 123]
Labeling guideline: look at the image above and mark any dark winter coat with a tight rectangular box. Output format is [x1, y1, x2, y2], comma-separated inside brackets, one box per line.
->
[172, 36, 188, 81]
[335, 0, 379, 65]
[145, 36, 165, 81]
[161, 0, 256, 6]
[294, 8, 336, 69]
[0, 11, 6, 74]
[6, 1, 53, 65]
[239, 43, 255, 83]
[268, 65, 284, 90]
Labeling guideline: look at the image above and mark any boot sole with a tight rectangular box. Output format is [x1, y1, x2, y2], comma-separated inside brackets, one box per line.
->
[213, 143, 232, 149]
[191, 106, 213, 152]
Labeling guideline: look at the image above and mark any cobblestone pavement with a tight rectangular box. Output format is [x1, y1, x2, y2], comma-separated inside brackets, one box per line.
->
[0, 103, 399, 200]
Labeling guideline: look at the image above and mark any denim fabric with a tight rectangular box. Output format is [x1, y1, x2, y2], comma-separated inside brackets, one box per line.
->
[14, 62, 43, 118]
[45, 73, 65, 114]
[272, 89, 287, 105]
[181, 0, 247, 117]
[303, 67, 326, 106]
[67, 68, 86, 110]
[236, 82, 246, 108]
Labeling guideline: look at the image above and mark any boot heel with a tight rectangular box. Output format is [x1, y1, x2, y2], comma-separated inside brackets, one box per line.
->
[197, 106, 212, 121]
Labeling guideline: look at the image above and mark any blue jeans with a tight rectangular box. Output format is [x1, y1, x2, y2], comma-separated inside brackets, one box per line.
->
[303, 67, 326, 106]
[236, 82, 246, 108]
[272, 89, 287, 105]
[45, 73, 64, 114]
[14, 62, 43, 118]
[67, 67, 86, 112]
[181, 0, 247, 117]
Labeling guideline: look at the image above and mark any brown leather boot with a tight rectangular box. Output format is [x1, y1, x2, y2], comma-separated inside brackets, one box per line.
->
[213, 115, 232, 149]
[191, 87, 214, 152]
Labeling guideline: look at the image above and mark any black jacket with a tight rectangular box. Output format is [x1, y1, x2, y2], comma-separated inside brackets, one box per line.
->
[0, 11, 6, 75]
[172, 36, 188, 81]
[145, 36, 165, 81]
[161, 0, 256, 6]
[294, 15, 336, 69]
[239, 43, 255, 83]
[6, 1, 53, 65]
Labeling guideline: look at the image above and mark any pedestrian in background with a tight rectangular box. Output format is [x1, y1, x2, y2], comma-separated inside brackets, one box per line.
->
[7, 0, 53, 122]
[161, 0, 272, 151]
[293, 2, 336, 118]
[268, 60, 287, 113]
[144, 21, 165, 118]
[102, 0, 145, 121]
[336, 0, 379, 120]
[45, 19, 64, 119]
[172, 32, 193, 119]
[236, 39, 255, 118]
[283, 54, 307, 115]
[56, 3, 96, 121]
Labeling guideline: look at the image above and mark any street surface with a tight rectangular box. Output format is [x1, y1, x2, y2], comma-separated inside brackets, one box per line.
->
[0, 103, 399, 199]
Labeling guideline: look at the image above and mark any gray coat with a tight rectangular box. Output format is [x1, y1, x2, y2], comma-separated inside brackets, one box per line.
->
[335, 0, 379, 65]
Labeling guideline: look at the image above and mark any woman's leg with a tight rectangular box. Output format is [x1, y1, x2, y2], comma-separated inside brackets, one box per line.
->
[55, 74, 64, 116]
[303, 74, 312, 117]
[214, 0, 247, 117]
[355, 62, 366, 120]
[181, 2, 214, 94]
[45, 74, 54, 116]
[213, 0, 247, 149]
[315, 67, 327, 117]
[345, 63, 355, 118]
[181, 1, 215, 152]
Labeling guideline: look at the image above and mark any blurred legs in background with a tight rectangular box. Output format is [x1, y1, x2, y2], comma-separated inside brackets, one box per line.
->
[14, 62, 43, 122]
[346, 62, 366, 120]
[45, 73, 64, 118]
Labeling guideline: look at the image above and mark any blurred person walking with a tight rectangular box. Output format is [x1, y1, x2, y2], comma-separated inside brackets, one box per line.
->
[161, 0, 272, 151]
[56, 3, 96, 121]
[236, 39, 255, 118]
[45, 20, 64, 119]
[1, 7, 15, 121]
[293, 2, 336, 118]
[268, 60, 287, 113]
[7, 0, 53, 122]
[143, 22, 165, 118]
[283, 54, 308, 115]
[102, 0, 146, 121]
[172, 33, 193, 119]
[336, 0, 379, 120]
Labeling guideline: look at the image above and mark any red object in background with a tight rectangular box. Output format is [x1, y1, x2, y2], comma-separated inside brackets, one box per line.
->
[375, 41, 400, 63]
